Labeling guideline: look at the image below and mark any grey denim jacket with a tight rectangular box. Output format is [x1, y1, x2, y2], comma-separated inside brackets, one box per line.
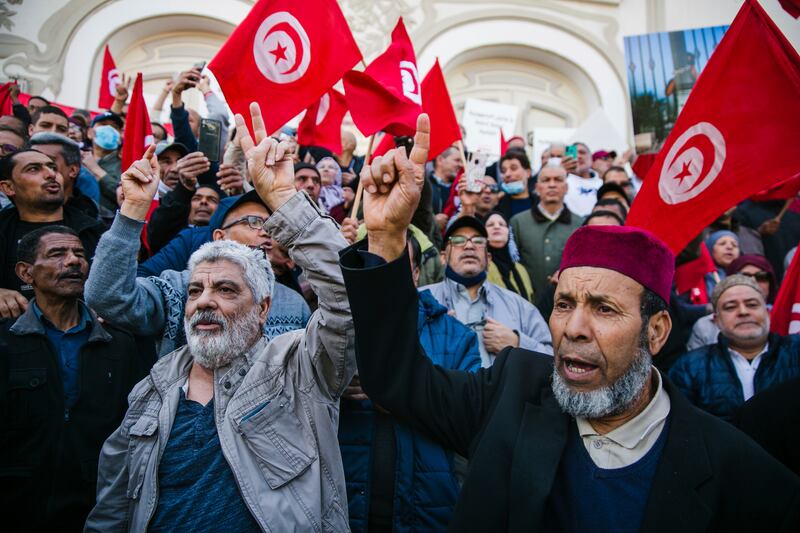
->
[84, 192, 355, 532]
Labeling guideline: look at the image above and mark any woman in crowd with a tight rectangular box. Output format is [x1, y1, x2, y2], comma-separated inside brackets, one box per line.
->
[316, 156, 347, 223]
[706, 230, 741, 295]
[485, 211, 534, 302]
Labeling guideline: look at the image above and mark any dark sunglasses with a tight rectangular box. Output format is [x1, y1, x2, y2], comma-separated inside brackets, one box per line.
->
[221, 215, 268, 232]
[739, 271, 771, 283]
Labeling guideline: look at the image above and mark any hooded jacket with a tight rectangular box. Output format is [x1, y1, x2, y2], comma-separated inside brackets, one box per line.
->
[338, 289, 480, 532]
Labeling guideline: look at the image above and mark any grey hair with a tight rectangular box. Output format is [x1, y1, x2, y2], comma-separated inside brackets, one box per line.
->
[187, 240, 274, 303]
[29, 132, 82, 167]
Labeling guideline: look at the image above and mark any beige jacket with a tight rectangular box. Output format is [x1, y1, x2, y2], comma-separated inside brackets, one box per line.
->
[85, 192, 355, 532]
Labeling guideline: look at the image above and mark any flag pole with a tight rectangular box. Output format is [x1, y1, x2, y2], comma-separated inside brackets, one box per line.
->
[774, 197, 795, 223]
[350, 133, 375, 219]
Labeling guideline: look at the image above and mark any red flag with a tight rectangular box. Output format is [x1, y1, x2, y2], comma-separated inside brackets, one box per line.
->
[368, 133, 395, 164]
[297, 89, 348, 154]
[0, 81, 15, 116]
[626, 0, 800, 254]
[97, 45, 121, 109]
[500, 130, 509, 156]
[209, 0, 361, 134]
[631, 152, 658, 181]
[751, 174, 800, 201]
[343, 18, 423, 137]
[421, 59, 461, 161]
[674, 243, 717, 304]
[779, 0, 800, 18]
[120, 73, 153, 171]
[770, 249, 800, 335]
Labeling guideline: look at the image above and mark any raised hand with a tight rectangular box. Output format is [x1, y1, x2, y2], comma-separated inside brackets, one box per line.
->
[115, 74, 131, 103]
[119, 144, 160, 220]
[361, 113, 429, 261]
[234, 102, 295, 211]
[216, 164, 245, 195]
[176, 151, 210, 189]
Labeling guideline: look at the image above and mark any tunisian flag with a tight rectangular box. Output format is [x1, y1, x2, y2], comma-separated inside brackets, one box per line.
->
[120, 73, 154, 171]
[343, 18, 423, 137]
[421, 59, 461, 161]
[97, 45, 121, 109]
[626, 0, 800, 254]
[771, 249, 800, 335]
[209, 0, 361, 134]
[297, 89, 348, 154]
[0, 81, 15, 116]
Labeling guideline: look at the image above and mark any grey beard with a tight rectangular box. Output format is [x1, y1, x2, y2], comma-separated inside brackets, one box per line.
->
[184, 306, 262, 370]
[551, 346, 653, 420]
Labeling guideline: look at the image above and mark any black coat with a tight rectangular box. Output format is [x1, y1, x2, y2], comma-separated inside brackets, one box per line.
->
[0, 304, 147, 532]
[737, 376, 800, 476]
[340, 243, 800, 533]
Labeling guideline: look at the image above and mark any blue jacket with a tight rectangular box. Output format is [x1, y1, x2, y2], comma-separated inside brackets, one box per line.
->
[338, 289, 481, 532]
[669, 333, 800, 421]
[137, 194, 241, 276]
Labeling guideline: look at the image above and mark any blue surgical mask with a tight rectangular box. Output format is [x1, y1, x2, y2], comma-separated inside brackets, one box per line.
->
[501, 180, 525, 195]
[94, 125, 120, 150]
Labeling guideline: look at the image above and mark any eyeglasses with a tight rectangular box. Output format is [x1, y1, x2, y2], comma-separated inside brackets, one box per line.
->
[484, 184, 500, 193]
[739, 271, 771, 283]
[221, 215, 268, 232]
[448, 235, 488, 247]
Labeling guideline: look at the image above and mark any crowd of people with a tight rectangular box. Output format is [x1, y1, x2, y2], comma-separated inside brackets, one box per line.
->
[0, 60, 799, 533]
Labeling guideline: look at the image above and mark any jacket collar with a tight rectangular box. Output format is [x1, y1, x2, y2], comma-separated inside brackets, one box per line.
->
[506, 373, 716, 531]
[531, 203, 572, 224]
[508, 381, 570, 531]
[147, 335, 269, 398]
[639, 377, 714, 530]
[10, 298, 112, 343]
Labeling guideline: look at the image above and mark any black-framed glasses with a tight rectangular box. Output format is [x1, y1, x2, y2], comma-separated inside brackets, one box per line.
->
[739, 271, 771, 283]
[448, 235, 488, 247]
[484, 184, 500, 193]
[221, 215, 268, 232]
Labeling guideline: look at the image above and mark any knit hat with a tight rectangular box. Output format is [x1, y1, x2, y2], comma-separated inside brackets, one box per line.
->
[560, 225, 675, 303]
[711, 273, 764, 310]
[705, 230, 739, 253]
[725, 254, 776, 303]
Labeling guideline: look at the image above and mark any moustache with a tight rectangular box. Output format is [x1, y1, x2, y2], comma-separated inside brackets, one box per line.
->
[190, 310, 226, 330]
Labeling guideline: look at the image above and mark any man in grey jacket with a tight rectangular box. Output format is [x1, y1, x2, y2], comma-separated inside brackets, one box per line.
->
[422, 215, 552, 367]
[85, 105, 355, 531]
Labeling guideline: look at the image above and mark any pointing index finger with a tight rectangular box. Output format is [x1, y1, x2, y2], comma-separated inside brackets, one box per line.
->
[234, 114, 255, 154]
[409, 113, 430, 166]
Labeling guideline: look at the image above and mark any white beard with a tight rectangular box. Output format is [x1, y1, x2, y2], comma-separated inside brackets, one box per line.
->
[551, 347, 652, 419]
[184, 306, 262, 370]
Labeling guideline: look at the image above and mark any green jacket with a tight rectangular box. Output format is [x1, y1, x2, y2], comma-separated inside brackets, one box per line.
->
[97, 151, 121, 211]
[510, 205, 582, 296]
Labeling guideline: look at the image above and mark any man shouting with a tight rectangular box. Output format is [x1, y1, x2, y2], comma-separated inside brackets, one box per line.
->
[339, 114, 799, 532]
[86, 103, 354, 532]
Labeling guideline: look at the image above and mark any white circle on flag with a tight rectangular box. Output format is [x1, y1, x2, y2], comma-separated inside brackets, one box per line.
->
[253, 12, 311, 84]
[658, 121, 726, 205]
[315, 93, 330, 126]
[399, 60, 422, 105]
[107, 68, 121, 97]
